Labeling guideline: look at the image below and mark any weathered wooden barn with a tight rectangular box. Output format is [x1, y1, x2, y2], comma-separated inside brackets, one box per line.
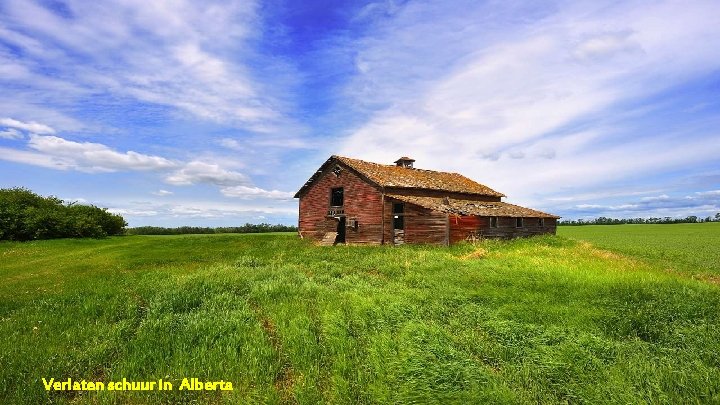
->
[294, 155, 560, 245]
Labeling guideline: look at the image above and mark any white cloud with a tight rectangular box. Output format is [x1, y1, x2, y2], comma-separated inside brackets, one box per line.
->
[218, 138, 242, 150]
[26, 134, 176, 172]
[165, 161, 250, 186]
[572, 30, 643, 61]
[0, 0, 300, 131]
[105, 199, 297, 223]
[0, 146, 73, 170]
[1, 132, 292, 200]
[220, 185, 294, 200]
[568, 189, 720, 219]
[0, 117, 55, 134]
[152, 189, 173, 196]
[0, 128, 24, 139]
[640, 194, 670, 202]
[696, 190, 720, 197]
[108, 208, 160, 217]
[218, 135, 310, 152]
[337, 0, 720, 212]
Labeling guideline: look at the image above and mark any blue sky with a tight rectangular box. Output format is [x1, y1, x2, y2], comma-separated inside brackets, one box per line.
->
[1, 0, 719, 226]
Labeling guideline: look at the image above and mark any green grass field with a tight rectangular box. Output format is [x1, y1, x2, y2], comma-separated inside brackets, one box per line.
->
[1, 231, 719, 404]
[559, 222, 720, 279]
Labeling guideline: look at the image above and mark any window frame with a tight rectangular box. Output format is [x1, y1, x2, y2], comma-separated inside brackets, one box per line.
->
[330, 187, 344, 207]
[539, 218, 545, 227]
[516, 217, 523, 228]
[490, 216, 498, 228]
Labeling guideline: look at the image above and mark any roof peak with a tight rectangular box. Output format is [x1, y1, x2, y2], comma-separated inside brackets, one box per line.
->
[333, 155, 445, 174]
[296, 155, 506, 198]
[325, 155, 506, 198]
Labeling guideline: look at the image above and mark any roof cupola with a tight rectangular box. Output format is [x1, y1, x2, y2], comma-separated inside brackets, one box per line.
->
[394, 156, 415, 168]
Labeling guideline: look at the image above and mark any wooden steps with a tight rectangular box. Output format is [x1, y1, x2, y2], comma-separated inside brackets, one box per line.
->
[319, 232, 338, 246]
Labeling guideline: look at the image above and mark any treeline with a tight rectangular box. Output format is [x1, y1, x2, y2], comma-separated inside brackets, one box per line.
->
[559, 214, 720, 226]
[0, 188, 127, 241]
[126, 223, 298, 235]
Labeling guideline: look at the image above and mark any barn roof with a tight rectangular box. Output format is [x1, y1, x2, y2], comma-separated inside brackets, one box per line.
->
[387, 194, 561, 218]
[294, 155, 505, 198]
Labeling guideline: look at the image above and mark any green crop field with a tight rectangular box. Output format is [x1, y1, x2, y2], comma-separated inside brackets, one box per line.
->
[559, 222, 720, 280]
[1, 232, 719, 404]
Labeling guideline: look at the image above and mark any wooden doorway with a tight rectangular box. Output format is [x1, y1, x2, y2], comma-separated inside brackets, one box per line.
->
[392, 203, 404, 245]
[335, 217, 346, 244]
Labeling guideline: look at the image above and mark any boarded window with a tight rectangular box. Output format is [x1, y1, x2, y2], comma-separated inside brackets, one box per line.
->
[490, 216, 498, 228]
[393, 203, 404, 230]
[516, 217, 523, 228]
[331, 187, 344, 207]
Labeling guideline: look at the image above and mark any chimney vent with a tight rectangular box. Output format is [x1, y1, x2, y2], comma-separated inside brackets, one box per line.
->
[394, 156, 415, 168]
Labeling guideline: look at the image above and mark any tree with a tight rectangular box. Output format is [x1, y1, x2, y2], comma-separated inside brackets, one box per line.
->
[0, 188, 127, 241]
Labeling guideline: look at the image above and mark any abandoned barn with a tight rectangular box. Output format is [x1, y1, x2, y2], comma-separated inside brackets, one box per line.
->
[294, 155, 560, 245]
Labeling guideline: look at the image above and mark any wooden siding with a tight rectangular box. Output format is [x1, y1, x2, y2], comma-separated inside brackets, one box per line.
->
[384, 198, 448, 245]
[449, 215, 482, 243]
[298, 162, 384, 244]
[449, 215, 557, 241]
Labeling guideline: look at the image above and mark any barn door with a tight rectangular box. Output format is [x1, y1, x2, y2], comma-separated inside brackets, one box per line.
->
[392, 203, 404, 245]
[335, 217, 346, 244]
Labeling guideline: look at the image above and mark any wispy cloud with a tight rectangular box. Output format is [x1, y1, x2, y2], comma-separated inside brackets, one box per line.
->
[152, 189, 173, 197]
[220, 186, 295, 200]
[568, 190, 720, 218]
[0, 128, 23, 139]
[165, 161, 250, 186]
[0, 132, 177, 172]
[0, 126, 294, 200]
[218, 134, 310, 152]
[26, 134, 176, 172]
[0, 0, 298, 131]
[0, 117, 55, 134]
[0, 146, 72, 170]
[572, 30, 643, 61]
[106, 199, 297, 224]
[334, 0, 720, 218]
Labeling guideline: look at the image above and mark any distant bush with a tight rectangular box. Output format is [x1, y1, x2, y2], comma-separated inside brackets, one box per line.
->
[126, 223, 298, 235]
[0, 188, 127, 241]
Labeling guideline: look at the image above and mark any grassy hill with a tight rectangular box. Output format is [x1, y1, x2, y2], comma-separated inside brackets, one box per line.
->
[1, 231, 719, 403]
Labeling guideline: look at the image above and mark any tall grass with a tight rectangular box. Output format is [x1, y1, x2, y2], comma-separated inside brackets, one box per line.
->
[1, 233, 719, 403]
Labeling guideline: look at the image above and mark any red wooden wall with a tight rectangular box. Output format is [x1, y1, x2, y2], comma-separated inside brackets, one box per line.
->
[449, 215, 557, 241]
[298, 163, 384, 244]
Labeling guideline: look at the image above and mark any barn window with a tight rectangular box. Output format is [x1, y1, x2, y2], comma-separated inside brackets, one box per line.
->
[330, 187, 344, 207]
[516, 217, 523, 228]
[490, 216, 498, 228]
[539, 218, 545, 227]
[393, 203, 404, 230]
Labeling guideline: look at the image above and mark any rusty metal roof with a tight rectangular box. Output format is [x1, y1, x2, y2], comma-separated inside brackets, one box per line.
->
[331, 155, 505, 197]
[387, 194, 561, 218]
